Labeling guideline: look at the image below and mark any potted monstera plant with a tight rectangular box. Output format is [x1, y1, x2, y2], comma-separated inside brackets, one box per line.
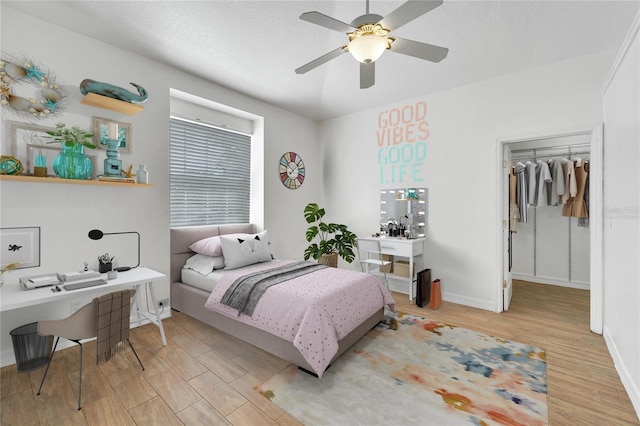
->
[303, 202, 357, 267]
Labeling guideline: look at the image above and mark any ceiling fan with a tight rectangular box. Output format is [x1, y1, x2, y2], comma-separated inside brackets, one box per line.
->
[295, 0, 449, 89]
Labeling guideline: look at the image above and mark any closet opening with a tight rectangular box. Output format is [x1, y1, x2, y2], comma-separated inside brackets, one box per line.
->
[497, 126, 603, 333]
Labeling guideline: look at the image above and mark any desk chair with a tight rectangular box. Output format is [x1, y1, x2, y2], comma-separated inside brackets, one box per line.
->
[357, 239, 392, 288]
[36, 289, 144, 410]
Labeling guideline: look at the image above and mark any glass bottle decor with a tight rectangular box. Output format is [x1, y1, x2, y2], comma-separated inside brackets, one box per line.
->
[136, 164, 149, 184]
[33, 150, 48, 177]
[52, 143, 92, 180]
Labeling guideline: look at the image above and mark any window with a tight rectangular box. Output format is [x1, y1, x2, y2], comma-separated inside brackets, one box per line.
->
[169, 117, 251, 227]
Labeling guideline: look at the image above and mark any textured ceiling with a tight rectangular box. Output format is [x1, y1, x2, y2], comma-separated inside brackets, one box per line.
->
[5, 1, 639, 121]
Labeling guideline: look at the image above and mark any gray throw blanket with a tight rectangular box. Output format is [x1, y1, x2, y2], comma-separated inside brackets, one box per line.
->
[221, 261, 327, 315]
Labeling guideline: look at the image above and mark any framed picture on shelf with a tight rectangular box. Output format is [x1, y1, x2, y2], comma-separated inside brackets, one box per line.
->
[92, 116, 132, 153]
[7, 121, 56, 171]
[0, 227, 41, 269]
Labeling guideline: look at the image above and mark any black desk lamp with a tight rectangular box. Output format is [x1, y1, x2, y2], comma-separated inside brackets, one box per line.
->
[88, 229, 140, 272]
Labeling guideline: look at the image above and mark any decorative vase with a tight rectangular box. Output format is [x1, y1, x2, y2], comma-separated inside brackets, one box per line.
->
[0, 155, 24, 175]
[34, 152, 47, 177]
[52, 144, 92, 180]
[318, 252, 338, 268]
[136, 164, 149, 184]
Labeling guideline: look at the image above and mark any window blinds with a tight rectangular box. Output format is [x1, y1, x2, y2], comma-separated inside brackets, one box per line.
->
[169, 117, 251, 227]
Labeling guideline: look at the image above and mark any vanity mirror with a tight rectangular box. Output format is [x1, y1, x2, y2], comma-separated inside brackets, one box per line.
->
[379, 188, 427, 238]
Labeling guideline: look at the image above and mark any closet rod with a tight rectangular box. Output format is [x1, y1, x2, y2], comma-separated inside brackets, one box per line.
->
[511, 149, 591, 161]
[510, 143, 590, 155]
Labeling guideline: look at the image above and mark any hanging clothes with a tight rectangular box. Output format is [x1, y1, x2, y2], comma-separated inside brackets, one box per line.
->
[546, 159, 565, 206]
[534, 160, 552, 207]
[526, 161, 538, 206]
[561, 159, 577, 205]
[563, 159, 589, 218]
[578, 161, 590, 227]
[514, 162, 528, 223]
[509, 165, 520, 232]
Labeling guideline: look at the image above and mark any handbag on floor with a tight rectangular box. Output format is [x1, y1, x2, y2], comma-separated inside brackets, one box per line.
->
[430, 279, 442, 310]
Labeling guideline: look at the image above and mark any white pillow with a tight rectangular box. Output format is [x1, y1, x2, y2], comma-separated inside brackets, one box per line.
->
[220, 230, 271, 270]
[183, 254, 223, 275]
[211, 256, 225, 270]
[189, 233, 252, 257]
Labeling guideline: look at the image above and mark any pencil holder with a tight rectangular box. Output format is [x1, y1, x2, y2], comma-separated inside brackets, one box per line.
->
[99, 262, 112, 273]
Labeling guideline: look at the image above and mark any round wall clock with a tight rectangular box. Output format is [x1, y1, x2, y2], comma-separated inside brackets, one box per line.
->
[279, 151, 305, 189]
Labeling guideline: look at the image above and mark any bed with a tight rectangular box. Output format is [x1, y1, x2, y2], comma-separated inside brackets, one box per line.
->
[170, 224, 394, 377]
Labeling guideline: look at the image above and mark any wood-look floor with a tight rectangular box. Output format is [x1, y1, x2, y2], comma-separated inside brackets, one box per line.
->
[1, 280, 638, 425]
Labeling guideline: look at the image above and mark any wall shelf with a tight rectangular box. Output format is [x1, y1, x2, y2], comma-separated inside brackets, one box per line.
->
[0, 174, 153, 187]
[80, 93, 144, 116]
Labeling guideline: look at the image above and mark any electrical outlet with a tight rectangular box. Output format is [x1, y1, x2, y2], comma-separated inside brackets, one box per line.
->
[157, 299, 169, 309]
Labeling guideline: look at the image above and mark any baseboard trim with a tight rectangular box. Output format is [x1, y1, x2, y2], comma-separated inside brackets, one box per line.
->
[390, 278, 493, 311]
[511, 274, 590, 290]
[603, 325, 640, 420]
[442, 292, 494, 311]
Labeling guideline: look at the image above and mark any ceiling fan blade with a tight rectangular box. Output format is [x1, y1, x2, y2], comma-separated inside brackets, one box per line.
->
[360, 62, 375, 89]
[300, 11, 356, 33]
[378, 0, 443, 31]
[391, 37, 449, 62]
[295, 46, 347, 74]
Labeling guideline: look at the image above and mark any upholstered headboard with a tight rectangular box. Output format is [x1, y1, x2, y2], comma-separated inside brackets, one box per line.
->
[169, 224, 255, 284]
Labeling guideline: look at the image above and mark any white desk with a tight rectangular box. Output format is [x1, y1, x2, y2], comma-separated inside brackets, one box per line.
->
[358, 237, 425, 301]
[0, 266, 167, 346]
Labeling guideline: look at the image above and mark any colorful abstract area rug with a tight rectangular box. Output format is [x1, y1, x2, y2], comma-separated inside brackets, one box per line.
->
[256, 311, 547, 425]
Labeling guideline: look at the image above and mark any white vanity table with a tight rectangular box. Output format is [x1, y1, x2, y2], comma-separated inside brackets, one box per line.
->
[358, 236, 425, 301]
[375, 187, 428, 301]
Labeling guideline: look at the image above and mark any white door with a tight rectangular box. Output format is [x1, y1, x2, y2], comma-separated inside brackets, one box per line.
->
[503, 144, 513, 311]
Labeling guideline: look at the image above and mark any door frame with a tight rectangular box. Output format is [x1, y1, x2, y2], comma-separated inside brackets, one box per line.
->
[495, 124, 603, 334]
[502, 143, 513, 311]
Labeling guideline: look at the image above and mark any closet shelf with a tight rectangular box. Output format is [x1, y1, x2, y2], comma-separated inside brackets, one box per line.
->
[80, 93, 144, 116]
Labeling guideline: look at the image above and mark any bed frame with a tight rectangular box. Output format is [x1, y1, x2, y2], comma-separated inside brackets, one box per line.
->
[170, 224, 383, 374]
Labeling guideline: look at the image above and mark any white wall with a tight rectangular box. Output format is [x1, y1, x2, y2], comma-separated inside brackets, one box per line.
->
[320, 52, 612, 311]
[602, 12, 640, 417]
[512, 210, 591, 288]
[0, 6, 320, 365]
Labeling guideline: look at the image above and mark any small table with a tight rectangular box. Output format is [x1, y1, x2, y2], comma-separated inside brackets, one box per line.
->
[357, 237, 425, 301]
[0, 266, 167, 346]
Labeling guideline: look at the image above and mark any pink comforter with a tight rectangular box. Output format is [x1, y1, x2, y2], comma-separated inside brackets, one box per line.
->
[204, 260, 395, 377]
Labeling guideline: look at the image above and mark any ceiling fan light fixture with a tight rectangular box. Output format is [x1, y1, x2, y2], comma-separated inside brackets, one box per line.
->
[297, 1, 447, 89]
[348, 34, 389, 63]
